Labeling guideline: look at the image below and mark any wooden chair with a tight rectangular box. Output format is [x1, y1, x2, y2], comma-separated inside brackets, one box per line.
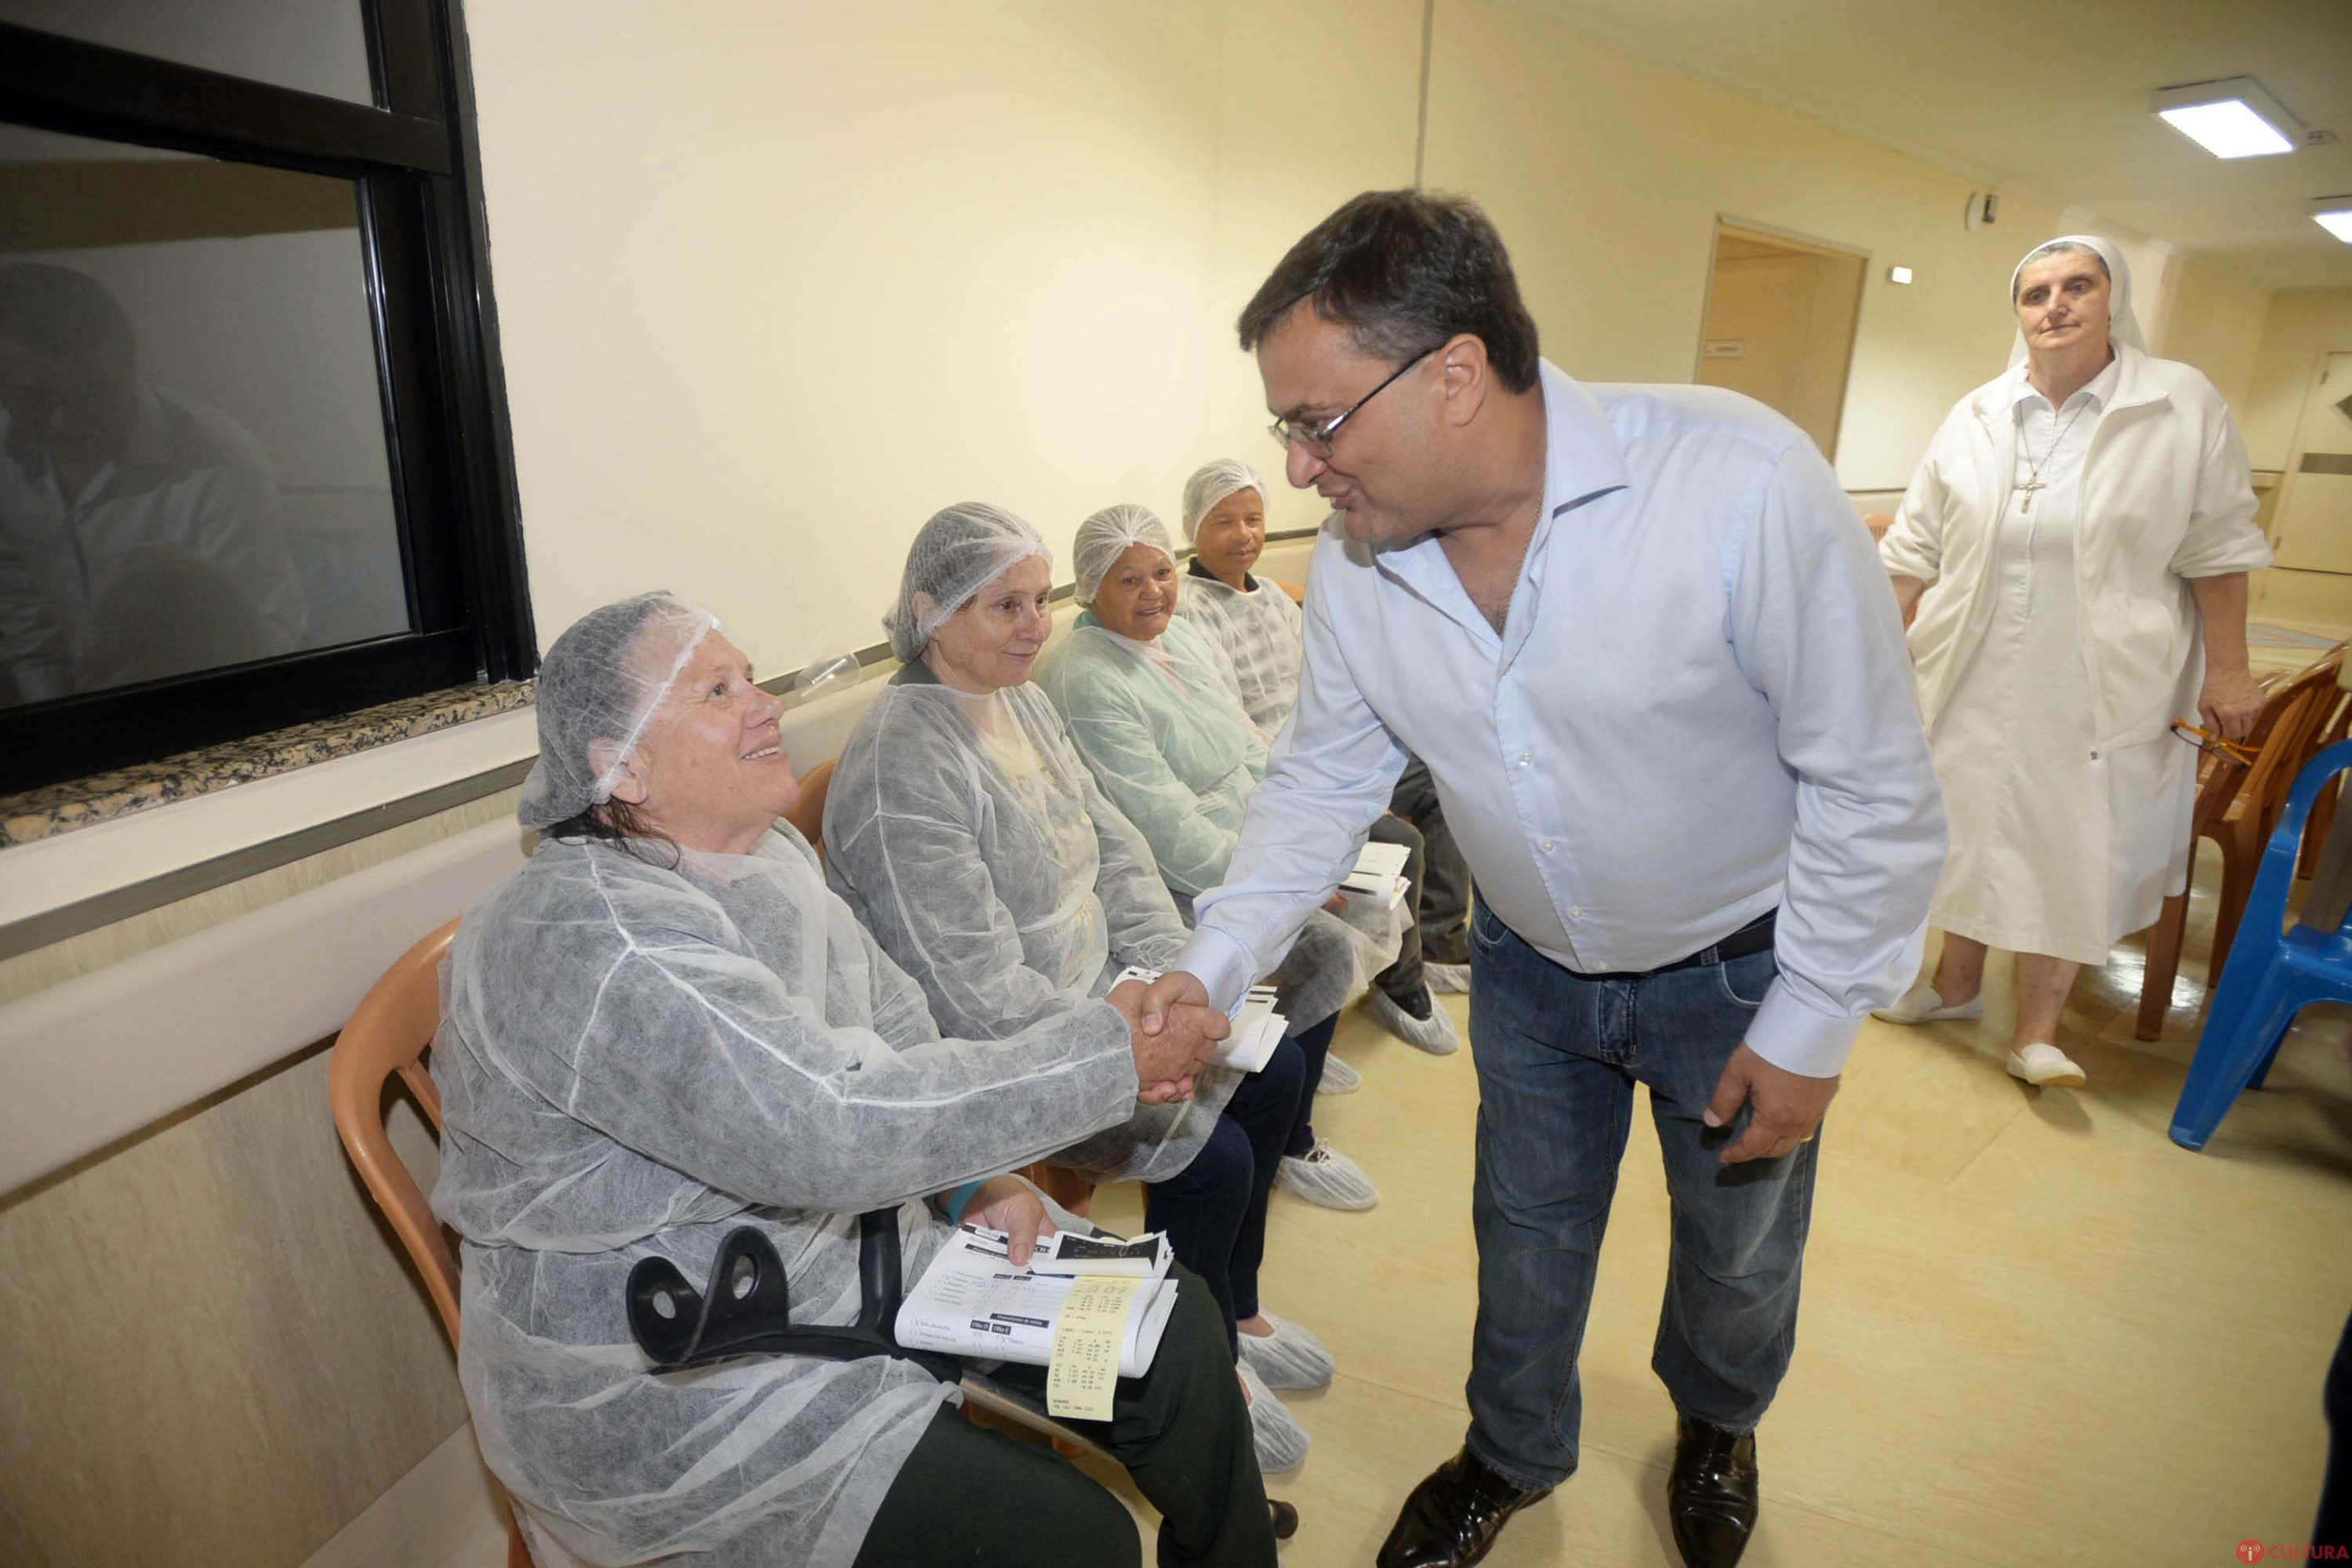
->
[1860, 511, 1894, 543]
[782, 757, 836, 862]
[2136, 648, 2347, 1039]
[328, 920, 537, 1568]
[2296, 688, 2352, 881]
[1274, 578, 1305, 606]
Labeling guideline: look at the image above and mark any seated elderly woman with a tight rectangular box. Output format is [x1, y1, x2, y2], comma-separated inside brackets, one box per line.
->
[1172, 459, 1472, 1032]
[826, 505, 1330, 1475]
[1038, 503, 1395, 1210]
[430, 591, 1282, 1568]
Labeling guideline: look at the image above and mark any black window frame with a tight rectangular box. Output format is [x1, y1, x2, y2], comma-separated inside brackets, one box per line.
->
[0, 0, 531, 795]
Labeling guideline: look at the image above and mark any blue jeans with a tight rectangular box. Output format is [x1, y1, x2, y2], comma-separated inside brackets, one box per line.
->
[1464, 900, 1820, 1492]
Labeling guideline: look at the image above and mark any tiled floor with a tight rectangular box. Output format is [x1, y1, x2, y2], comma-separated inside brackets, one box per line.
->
[1080, 858, 2352, 1565]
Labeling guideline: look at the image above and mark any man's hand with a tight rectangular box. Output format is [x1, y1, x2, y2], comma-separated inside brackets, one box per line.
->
[1704, 1044, 1838, 1164]
[1136, 970, 1214, 1036]
[960, 1174, 1057, 1265]
[2199, 666, 2266, 744]
[1109, 977, 1224, 1103]
[1322, 892, 1350, 915]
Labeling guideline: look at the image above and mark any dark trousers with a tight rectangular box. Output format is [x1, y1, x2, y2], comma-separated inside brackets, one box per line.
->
[1391, 756, 1472, 965]
[851, 1265, 1276, 1567]
[1366, 813, 1429, 1000]
[1145, 1036, 1305, 1353]
[1465, 901, 1818, 1490]
[2321, 1304, 2352, 1549]
[1280, 1013, 1338, 1159]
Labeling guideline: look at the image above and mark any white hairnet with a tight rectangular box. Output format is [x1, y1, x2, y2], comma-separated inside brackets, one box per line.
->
[2007, 234, 2146, 368]
[1072, 503, 1176, 604]
[883, 503, 1051, 664]
[519, 591, 718, 832]
[1180, 459, 1270, 543]
[433, 828, 1141, 1563]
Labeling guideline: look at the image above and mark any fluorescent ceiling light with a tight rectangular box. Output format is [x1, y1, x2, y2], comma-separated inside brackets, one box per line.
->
[2316, 198, 2352, 245]
[2150, 78, 2299, 158]
[1887, 266, 1913, 285]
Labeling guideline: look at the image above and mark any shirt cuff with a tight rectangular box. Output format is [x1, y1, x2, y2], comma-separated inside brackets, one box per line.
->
[1172, 927, 1258, 1017]
[1744, 982, 1862, 1077]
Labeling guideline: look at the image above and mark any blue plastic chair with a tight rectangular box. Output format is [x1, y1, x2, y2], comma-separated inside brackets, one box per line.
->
[2172, 738, 2352, 1150]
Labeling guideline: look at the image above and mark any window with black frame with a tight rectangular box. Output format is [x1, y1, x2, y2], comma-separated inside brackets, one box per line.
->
[0, 0, 530, 796]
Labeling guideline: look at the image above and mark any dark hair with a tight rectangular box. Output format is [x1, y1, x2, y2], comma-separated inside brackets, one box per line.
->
[1236, 190, 1541, 394]
[539, 796, 682, 869]
[0, 263, 136, 368]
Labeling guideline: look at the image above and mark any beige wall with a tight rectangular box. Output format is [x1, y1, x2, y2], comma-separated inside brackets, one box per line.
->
[2244, 290, 2352, 470]
[463, 0, 1419, 685]
[1421, 0, 2067, 492]
[2158, 258, 2271, 419]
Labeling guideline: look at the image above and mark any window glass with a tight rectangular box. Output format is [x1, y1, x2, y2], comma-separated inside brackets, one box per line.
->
[0, 125, 408, 708]
[0, 0, 374, 106]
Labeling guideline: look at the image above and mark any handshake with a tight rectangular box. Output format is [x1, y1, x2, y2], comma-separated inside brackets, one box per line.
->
[1105, 971, 1227, 1105]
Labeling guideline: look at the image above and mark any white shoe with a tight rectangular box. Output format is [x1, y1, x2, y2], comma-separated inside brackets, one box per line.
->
[1237, 1312, 1334, 1390]
[1872, 982, 1985, 1025]
[1369, 987, 1460, 1054]
[1315, 1054, 1362, 1095]
[1424, 961, 1472, 993]
[1240, 1361, 1310, 1473]
[1276, 1139, 1381, 1211]
[2005, 1043, 2086, 1088]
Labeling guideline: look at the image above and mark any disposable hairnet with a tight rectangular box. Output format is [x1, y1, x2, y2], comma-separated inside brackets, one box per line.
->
[826, 670, 1237, 1181]
[1177, 575, 1304, 734]
[1072, 503, 1175, 605]
[2006, 234, 2146, 368]
[433, 827, 1141, 1565]
[1181, 459, 1270, 543]
[883, 503, 1051, 664]
[518, 591, 717, 831]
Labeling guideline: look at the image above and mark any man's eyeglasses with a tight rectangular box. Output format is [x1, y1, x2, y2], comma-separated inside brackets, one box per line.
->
[2172, 720, 2257, 768]
[1268, 346, 1436, 458]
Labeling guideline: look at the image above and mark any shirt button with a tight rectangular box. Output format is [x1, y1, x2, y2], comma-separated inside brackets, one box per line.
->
[1541, 838, 1556, 851]
[1518, 751, 1532, 766]
[1570, 906, 1584, 918]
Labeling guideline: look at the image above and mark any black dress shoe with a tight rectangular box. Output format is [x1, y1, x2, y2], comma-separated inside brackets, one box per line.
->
[1376, 1446, 1555, 1568]
[1668, 1416, 1759, 1568]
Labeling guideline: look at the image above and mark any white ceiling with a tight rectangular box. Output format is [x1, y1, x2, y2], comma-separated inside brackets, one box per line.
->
[1489, 0, 2352, 290]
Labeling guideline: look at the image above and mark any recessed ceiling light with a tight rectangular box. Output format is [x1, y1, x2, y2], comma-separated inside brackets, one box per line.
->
[2150, 77, 2300, 158]
[1887, 266, 1913, 285]
[2315, 196, 2352, 245]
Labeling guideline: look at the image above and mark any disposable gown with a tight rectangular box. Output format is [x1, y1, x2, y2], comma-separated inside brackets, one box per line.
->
[431, 828, 1138, 1568]
[1174, 568, 1304, 736]
[1039, 614, 1386, 1028]
[825, 662, 1236, 1181]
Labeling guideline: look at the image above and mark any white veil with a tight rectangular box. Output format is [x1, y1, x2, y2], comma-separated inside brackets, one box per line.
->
[2006, 234, 2147, 368]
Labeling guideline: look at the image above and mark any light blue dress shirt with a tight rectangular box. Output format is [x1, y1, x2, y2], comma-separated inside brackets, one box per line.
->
[1174, 360, 1947, 1076]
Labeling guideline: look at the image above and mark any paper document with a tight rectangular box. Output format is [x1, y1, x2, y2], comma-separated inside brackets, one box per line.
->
[1047, 1276, 1141, 1419]
[894, 1224, 1179, 1382]
[1339, 841, 1414, 909]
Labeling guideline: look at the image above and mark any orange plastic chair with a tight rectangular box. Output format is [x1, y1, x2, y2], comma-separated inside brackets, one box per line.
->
[1860, 511, 1894, 543]
[782, 757, 837, 865]
[2137, 648, 2347, 1039]
[328, 919, 536, 1567]
[1274, 579, 1305, 606]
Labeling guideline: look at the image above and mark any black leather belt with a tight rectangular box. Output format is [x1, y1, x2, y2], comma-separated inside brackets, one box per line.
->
[1570, 908, 1777, 982]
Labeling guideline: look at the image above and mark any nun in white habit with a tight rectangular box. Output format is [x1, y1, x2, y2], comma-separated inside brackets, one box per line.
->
[1875, 234, 2270, 1088]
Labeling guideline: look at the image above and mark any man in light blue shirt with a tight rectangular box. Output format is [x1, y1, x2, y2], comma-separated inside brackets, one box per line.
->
[1139, 191, 1945, 1568]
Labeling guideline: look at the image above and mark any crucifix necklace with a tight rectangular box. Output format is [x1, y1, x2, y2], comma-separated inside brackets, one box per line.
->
[2017, 397, 2090, 513]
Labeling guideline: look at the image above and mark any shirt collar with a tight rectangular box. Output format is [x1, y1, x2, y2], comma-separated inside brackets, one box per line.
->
[2010, 352, 2123, 415]
[1186, 557, 1258, 593]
